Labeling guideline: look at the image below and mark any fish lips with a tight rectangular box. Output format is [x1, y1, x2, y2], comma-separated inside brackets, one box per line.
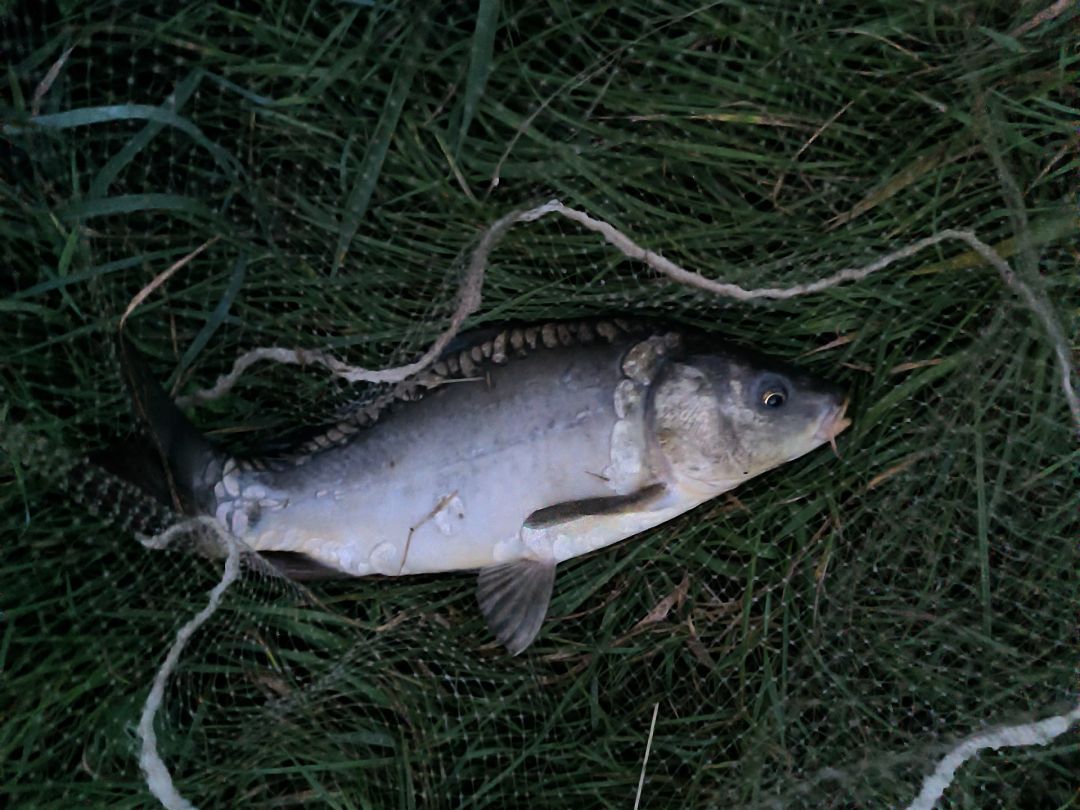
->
[815, 397, 852, 457]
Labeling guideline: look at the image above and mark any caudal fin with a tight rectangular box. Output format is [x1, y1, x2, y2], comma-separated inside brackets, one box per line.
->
[114, 335, 226, 516]
[2, 338, 228, 543]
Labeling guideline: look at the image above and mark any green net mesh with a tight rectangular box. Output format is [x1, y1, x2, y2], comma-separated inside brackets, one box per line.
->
[2, 2, 1078, 808]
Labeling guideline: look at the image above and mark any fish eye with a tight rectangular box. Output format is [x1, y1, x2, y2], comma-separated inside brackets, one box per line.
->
[761, 389, 786, 408]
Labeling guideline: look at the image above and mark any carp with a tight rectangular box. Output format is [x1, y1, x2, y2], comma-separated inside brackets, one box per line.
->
[119, 319, 850, 654]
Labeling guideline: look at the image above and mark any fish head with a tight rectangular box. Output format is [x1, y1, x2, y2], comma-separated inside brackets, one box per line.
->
[648, 346, 850, 493]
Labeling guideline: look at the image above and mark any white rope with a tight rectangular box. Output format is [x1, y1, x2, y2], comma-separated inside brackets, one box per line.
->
[905, 703, 1080, 810]
[175, 199, 1078, 435]
[132, 200, 1076, 810]
[137, 517, 241, 810]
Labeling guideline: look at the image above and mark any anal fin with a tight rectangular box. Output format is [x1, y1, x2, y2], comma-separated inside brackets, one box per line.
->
[476, 559, 557, 655]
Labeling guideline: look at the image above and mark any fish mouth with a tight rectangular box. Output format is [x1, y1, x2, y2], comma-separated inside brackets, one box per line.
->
[815, 397, 852, 457]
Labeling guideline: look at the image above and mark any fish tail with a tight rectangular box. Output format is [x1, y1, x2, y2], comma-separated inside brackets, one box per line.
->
[2, 338, 233, 548]
[115, 335, 228, 517]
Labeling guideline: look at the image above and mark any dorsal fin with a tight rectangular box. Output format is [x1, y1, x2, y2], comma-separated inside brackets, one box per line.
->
[278, 317, 657, 465]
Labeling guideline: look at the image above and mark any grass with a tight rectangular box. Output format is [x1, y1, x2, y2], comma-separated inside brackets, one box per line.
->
[1, 1, 1078, 808]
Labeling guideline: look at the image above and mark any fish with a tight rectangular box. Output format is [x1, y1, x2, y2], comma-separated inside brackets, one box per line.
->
[117, 318, 851, 655]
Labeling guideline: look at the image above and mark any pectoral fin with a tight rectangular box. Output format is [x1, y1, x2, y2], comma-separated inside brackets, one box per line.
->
[476, 559, 557, 655]
[523, 482, 668, 530]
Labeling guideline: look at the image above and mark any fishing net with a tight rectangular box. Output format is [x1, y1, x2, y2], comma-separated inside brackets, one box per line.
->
[2, 1, 1077, 808]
